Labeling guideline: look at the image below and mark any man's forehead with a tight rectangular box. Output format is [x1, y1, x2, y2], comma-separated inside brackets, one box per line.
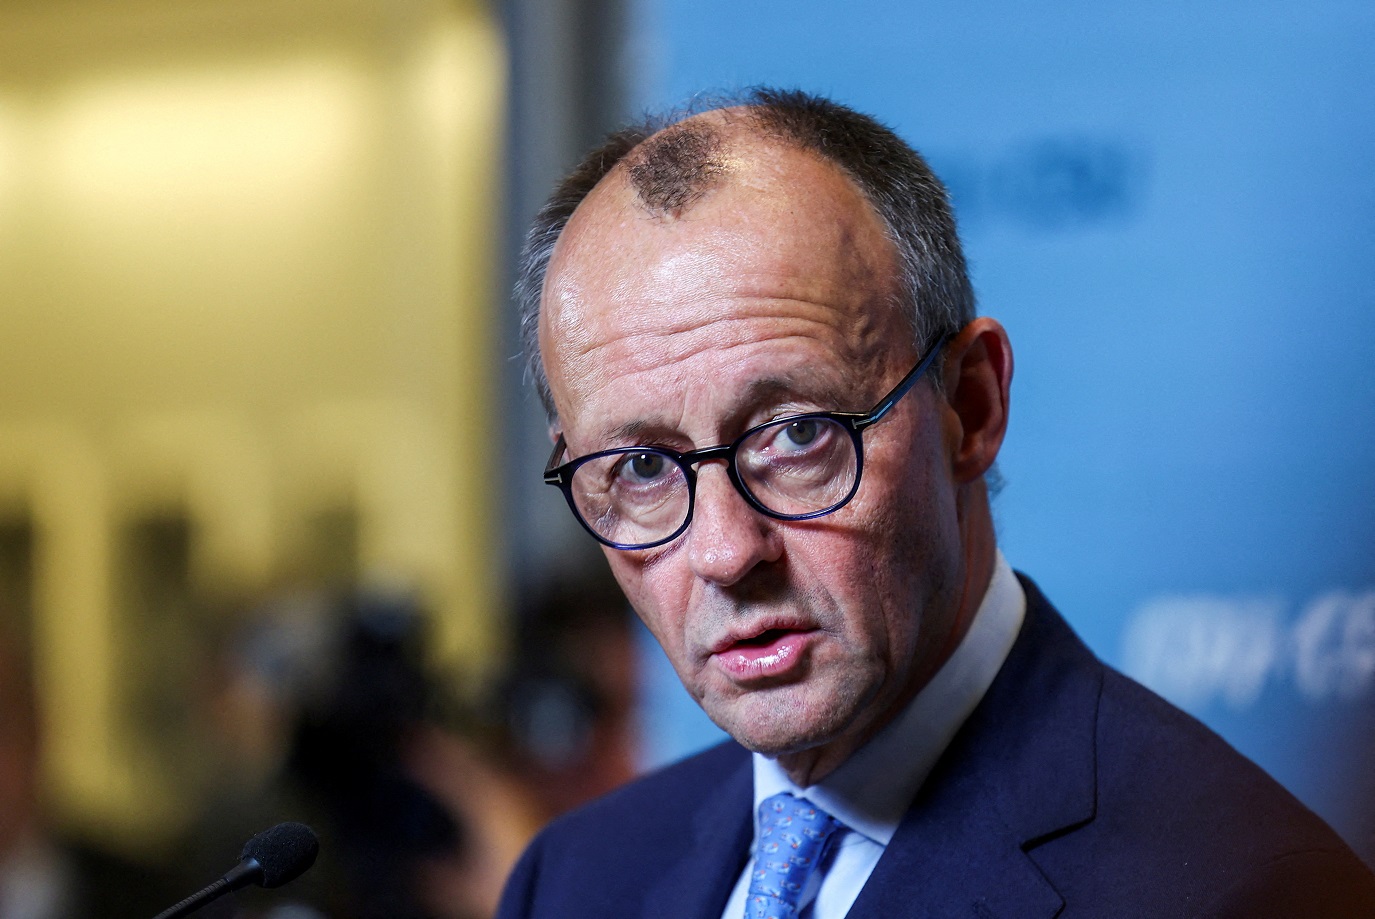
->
[539, 120, 910, 437]
[545, 134, 899, 317]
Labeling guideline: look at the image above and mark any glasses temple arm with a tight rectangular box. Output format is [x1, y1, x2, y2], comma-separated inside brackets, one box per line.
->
[854, 334, 950, 431]
[544, 433, 569, 483]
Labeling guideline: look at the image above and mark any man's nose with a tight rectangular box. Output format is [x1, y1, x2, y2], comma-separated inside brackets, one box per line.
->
[684, 462, 783, 586]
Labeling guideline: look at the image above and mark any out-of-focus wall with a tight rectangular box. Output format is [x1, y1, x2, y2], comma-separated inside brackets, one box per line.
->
[0, 0, 503, 851]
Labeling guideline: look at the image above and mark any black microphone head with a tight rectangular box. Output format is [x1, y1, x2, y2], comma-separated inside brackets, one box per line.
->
[240, 822, 320, 889]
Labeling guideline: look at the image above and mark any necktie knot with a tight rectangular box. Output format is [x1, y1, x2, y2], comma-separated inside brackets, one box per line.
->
[745, 793, 843, 919]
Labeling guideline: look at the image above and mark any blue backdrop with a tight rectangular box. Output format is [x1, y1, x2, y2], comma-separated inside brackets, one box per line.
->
[626, 0, 1375, 863]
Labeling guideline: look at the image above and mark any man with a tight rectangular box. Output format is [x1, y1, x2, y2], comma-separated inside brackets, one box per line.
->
[496, 89, 1375, 917]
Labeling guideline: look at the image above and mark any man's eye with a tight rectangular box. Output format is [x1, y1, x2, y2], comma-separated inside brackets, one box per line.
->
[619, 451, 669, 482]
[782, 420, 819, 448]
[763, 419, 826, 455]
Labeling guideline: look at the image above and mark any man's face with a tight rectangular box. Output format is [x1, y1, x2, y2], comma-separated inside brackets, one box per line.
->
[540, 133, 970, 776]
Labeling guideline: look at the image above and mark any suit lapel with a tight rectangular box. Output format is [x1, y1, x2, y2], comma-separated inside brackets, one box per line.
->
[847, 578, 1101, 919]
[845, 795, 1064, 919]
[644, 749, 753, 919]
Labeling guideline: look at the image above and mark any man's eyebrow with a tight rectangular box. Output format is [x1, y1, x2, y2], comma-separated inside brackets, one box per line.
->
[601, 418, 668, 447]
[732, 371, 845, 413]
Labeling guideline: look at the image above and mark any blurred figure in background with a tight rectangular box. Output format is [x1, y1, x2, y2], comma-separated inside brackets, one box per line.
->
[182, 590, 518, 919]
[406, 571, 642, 919]
[487, 574, 640, 818]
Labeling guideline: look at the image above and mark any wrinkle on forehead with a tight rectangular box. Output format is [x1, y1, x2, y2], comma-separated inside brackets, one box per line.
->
[565, 309, 882, 398]
[545, 224, 895, 371]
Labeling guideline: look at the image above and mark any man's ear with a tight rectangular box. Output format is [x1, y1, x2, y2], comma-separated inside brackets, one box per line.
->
[939, 318, 1013, 483]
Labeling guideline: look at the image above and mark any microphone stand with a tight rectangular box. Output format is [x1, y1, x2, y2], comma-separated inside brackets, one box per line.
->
[151, 859, 261, 919]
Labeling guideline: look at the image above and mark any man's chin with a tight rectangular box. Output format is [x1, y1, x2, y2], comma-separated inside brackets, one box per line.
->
[704, 693, 857, 760]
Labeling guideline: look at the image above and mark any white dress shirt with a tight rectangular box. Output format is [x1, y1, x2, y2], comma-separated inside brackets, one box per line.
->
[719, 552, 1026, 919]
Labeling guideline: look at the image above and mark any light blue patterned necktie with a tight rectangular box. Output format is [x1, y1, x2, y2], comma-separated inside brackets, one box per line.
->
[745, 793, 844, 919]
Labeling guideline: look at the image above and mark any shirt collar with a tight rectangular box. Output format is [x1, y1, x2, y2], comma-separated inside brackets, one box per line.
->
[751, 551, 1026, 846]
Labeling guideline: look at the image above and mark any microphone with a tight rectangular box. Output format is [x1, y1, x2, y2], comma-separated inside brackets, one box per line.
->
[151, 822, 320, 919]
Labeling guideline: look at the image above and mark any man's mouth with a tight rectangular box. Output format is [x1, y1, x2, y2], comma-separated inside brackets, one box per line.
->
[712, 627, 815, 681]
[735, 628, 792, 648]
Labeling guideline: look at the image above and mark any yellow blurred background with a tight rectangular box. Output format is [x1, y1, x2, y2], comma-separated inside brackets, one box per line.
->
[0, 0, 505, 855]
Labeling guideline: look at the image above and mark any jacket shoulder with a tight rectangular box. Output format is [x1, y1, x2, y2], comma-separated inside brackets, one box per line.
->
[496, 740, 750, 919]
[1013, 577, 1375, 912]
[551, 738, 747, 832]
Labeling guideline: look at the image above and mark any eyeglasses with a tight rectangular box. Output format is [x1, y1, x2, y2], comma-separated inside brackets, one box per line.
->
[544, 336, 948, 550]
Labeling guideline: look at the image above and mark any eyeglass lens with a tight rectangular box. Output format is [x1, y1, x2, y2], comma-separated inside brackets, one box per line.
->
[568, 415, 859, 548]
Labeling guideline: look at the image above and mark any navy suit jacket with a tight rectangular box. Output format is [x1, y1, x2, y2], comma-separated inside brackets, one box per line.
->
[497, 577, 1375, 917]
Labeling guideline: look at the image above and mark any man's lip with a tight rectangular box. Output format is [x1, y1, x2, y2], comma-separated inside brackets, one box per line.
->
[710, 628, 817, 681]
[708, 621, 816, 656]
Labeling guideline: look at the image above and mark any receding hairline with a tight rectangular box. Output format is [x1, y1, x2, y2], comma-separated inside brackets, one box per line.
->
[567, 108, 885, 232]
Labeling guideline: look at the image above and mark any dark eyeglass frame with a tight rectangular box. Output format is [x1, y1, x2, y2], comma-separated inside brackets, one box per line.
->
[544, 335, 950, 550]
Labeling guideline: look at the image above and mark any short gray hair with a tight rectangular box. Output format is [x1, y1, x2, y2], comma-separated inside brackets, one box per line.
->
[516, 88, 975, 421]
